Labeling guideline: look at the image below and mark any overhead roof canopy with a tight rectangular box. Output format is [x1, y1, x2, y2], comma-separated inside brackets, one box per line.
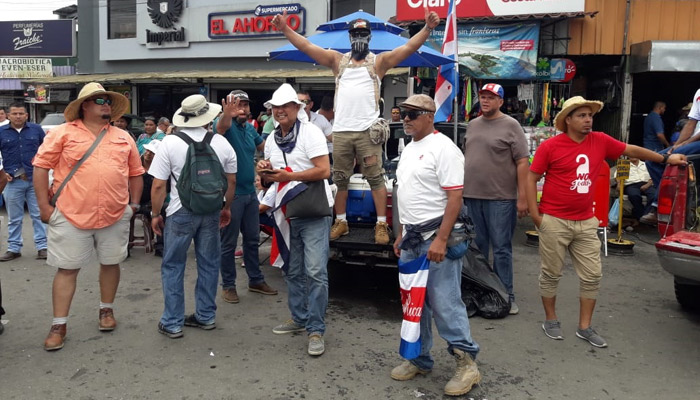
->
[630, 41, 700, 73]
[26, 68, 409, 84]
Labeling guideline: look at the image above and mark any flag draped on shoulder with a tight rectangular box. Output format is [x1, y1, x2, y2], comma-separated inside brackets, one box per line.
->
[434, 0, 458, 123]
[398, 255, 430, 360]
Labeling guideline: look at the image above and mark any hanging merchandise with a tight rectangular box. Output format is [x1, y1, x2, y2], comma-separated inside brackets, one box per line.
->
[542, 82, 550, 121]
[465, 77, 472, 118]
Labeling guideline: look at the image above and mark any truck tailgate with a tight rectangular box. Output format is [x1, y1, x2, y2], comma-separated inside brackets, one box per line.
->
[656, 231, 700, 256]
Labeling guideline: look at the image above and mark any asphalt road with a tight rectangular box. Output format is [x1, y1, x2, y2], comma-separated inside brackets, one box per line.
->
[1, 213, 699, 399]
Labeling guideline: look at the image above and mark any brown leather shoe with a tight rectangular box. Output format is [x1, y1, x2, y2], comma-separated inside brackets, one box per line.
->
[0, 251, 21, 262]
[36, 249, 47, 260]
[44, 324, 66, 351]
[248, 282, 278, 295]
[222, 288, 240, 303]
[99, 308, 117, 331]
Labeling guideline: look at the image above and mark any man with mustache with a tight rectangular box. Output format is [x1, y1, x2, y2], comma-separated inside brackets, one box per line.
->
[271, 7, 440, 245]
[33, 82, 144, 351]
[527, 96, 687, 348]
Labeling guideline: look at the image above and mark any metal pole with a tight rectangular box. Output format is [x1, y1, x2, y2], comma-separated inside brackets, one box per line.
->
[452, 61, 458, 143]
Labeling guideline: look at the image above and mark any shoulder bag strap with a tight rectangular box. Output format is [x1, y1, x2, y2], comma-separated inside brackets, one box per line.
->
[50, 127, 109, 207]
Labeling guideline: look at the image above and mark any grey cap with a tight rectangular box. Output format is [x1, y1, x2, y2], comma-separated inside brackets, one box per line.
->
[229, 90, 250, 102]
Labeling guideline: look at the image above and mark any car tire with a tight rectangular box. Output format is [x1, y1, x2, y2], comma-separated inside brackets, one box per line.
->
[674, 278, 700, 311]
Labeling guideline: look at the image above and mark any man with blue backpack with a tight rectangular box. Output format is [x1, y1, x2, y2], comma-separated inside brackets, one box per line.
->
[149, 94, 238, 338]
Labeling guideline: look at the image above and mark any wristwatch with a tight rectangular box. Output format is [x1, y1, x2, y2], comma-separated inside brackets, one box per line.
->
[129, 203, 141, 212]
[661, 153, 670, 164]
[151, 211, 161, 218]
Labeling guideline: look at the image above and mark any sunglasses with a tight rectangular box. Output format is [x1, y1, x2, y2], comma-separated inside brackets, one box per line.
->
[91, 98, 113, 106]
[391, 111, 400, 114]
[350, 30, 371, 39]
[299, 99, 310, 105]
[400, 110, 430, 120]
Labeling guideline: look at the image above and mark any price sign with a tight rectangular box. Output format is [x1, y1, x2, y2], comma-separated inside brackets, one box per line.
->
[616, 159, 630, 181]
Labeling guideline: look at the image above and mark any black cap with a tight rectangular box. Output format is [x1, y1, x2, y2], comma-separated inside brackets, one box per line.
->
[348, 18, 371, 33]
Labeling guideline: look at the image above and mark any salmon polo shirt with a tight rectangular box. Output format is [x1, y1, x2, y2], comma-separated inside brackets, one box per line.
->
[33, 120, 145, 230]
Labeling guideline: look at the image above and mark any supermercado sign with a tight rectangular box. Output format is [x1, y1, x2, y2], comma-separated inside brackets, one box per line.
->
[208, 4, 306, 40]
[0, 57, 52, 79]
[396, 0, 585, 21]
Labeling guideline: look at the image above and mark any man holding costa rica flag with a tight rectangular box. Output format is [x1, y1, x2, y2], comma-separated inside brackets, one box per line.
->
[391, 94, 481, 397]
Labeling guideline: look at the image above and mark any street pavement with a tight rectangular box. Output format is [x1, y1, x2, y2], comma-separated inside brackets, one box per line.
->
[1, 211, 699, 399]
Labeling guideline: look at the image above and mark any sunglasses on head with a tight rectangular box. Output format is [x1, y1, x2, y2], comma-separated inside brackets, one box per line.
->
[400, 110, 430, 120]
[91, 98, 113, 106]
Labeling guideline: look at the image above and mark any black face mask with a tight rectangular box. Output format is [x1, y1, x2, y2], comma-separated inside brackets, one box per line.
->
[350, 31, 371, 61]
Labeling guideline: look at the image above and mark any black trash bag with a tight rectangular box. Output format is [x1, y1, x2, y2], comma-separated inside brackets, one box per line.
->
[460, 241, 511, 319]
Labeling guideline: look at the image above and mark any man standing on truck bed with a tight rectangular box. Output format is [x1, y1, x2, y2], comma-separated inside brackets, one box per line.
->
[462, 84, 529, 315]
[271, 7, 440, 245]
[391, 95, 481, 397]
[527, 96, 687, 348]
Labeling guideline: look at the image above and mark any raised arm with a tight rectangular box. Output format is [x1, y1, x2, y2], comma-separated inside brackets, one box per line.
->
[375, 6, 440, 78]
[271, 10, 341, 72]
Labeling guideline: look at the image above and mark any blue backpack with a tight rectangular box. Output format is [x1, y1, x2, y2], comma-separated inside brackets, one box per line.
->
[173, 131, 227, 214]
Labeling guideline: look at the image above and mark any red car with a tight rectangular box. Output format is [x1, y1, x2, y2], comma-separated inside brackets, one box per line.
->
[655, 154, 700, 310]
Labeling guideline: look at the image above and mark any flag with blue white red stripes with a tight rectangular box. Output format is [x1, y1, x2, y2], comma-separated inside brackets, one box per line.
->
[434, 0, 458, 123]
[398, 255, 430, 360]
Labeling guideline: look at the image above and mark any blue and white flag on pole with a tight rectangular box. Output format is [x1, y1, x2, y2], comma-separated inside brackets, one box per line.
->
[434, 0, 458, 123]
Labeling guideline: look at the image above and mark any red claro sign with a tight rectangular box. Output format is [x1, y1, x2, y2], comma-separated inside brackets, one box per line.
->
[395, 0, 585, 21]
[208, 4, 306, 39]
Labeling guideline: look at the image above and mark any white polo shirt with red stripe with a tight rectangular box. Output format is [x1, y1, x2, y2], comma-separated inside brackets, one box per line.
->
[396, 131, 464, 226]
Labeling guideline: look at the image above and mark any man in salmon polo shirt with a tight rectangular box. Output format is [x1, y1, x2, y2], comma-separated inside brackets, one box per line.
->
[33, 82, 144, 351]
[527, 96, 686, 348]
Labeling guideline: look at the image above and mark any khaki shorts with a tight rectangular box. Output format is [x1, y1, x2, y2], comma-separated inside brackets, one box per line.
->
[47, 205, 133, 269]
[332, 130, 385, 191]
[537, 214, 602, 299]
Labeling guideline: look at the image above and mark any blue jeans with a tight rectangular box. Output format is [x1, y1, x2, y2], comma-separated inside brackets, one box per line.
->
[220, 193, 263, 288]
[647, 141, 700, 190]
[5, 179, 47, 253]
[624, 182, 656, 220]
[400, 239, 480, 370]
[464, 198, 516, 301]
[286, 216, 331, 335]
[160, 208, 220, 332]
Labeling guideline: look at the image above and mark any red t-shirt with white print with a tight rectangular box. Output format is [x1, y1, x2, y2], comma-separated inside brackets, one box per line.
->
[530, 131, 626, 220]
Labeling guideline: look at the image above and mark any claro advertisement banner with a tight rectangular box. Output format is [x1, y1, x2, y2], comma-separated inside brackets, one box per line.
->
[396, 0, 585, 21]
[426, 22, 540, 80]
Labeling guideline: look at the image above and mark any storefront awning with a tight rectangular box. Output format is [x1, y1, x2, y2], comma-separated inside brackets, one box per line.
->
[26, 67, 409, 84]
[630, 41, 700, 73]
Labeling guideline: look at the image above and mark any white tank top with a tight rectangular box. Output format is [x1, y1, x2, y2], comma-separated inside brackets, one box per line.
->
[333, 67, 380, 132]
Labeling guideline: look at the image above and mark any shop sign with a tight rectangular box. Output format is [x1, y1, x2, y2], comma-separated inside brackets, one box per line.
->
[24, 84, 50, 104]
[146, 0, 188, 48]
[0, 57, 52, 79]
[0, 20, 76, 57]
[550, 58, 576, 82]
[426, 22, 540, 80]
[208, 4, 306, 40]
[396, 0, 585, 21]
[536, 58, 550, 80]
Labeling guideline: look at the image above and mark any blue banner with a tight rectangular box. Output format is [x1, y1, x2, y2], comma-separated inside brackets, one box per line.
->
[427, 22, 540, 80]
[0, 20, 76, 57]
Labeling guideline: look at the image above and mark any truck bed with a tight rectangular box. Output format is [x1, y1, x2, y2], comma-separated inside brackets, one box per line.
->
[329, 223, 398, 267]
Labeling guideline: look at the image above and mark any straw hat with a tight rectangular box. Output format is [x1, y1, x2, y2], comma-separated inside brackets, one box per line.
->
[64, 82, 129, 122]
[554, 96, 604, 132]
[264, 83, 303, 108]
[172, 94, 222, 128]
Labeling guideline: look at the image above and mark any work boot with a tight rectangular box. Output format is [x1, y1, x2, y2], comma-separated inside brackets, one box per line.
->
[390, 361, 430, 381]
[444, 349, 481, 396]
[330, 219, 349, 240]
[248, 282, 278, 295]
[99, 308, 117, 331]
[222, 288, 239, 304]
[44, 324, 67, 351]
[375, 221, 390, 245]
[0, 251, 21, 262]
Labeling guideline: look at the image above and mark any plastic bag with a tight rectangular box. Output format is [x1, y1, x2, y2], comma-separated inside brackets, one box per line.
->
[608, 198, 620, 227]
[460, 241, 510, 319]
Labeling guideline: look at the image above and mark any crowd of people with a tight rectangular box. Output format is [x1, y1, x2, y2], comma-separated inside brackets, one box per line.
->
[0, 8, 698, 396]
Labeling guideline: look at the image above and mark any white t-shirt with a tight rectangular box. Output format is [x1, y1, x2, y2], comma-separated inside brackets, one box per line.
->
[687, 88, 700, 139]
[148, 127, 237, 216]
[0, 120, 8, 127]
[264, 121, 334, 208]
[310, 111, 334, 153]
[333, 66, 380, 132]
[396, 132, 465, 225]
[259, 188, 276, 216]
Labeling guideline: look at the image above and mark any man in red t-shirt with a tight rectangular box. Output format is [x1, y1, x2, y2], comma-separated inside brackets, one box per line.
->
[526, 96, 686, 348]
